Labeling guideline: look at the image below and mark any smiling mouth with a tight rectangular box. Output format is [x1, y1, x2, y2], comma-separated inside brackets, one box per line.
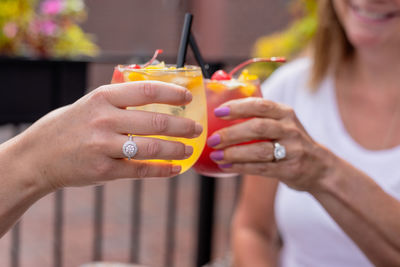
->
[349, 2, 400, 21]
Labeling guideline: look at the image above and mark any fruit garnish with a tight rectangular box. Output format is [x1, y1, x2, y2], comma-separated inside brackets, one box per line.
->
[229, 57, 286, 77]
[142, 49, 164, 68]
[238, 69, 258, 81]
[111, 67, 124, 83]
[211, 70, 231, 81]
[211, 57, 285, 81]
[239, 84, 257, 97]
[128, 72, 147, 81]
[144, 61, 166, 69]
[207, 81, 227, 93]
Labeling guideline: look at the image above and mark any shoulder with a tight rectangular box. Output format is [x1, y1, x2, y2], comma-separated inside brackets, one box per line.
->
[261, 57, 312, 104]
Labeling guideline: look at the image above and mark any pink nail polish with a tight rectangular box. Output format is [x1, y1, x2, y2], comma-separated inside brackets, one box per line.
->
[214, 106, 230, 117]
[219, 163, 232, 169]
[207, 134, 221, 147]
[210, 150, 224, 161]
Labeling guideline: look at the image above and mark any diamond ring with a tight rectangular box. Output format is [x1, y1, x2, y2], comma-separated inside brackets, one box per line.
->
[273, 142, 286, 161]
[122, 135, 138, 160]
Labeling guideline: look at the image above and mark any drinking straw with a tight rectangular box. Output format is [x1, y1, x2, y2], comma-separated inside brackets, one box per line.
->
[176, 13, 193, 68]
[189, 33, 211, 79]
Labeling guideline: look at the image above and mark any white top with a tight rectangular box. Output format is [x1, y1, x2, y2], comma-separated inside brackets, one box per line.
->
[261, 58, 400, 267]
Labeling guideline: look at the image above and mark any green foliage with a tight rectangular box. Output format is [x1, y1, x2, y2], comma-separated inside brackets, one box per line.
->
[0, 0, 98, 58]
[251, 0, 317, 81]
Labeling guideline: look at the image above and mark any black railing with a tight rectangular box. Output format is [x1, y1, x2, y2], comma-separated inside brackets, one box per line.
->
[0, 56, 243, 267]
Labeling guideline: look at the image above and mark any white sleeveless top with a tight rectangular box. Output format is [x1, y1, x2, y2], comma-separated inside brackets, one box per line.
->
[261, 58, 400, 267]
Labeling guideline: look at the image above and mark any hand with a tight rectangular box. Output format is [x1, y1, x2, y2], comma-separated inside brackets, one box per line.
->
[11, 81, 203, 193]
[207, 97, 334, 192]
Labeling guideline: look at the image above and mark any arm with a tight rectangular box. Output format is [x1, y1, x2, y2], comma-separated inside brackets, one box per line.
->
[232, 175, 280, 267]
[210, 98, 400, 266]
[0, 81, 202, 238]
[0, 137, 50, 237]
[311, 153, 400, 267]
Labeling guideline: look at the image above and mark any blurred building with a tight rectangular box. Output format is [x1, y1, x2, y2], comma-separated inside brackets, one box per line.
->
[82, 0, 291, 89]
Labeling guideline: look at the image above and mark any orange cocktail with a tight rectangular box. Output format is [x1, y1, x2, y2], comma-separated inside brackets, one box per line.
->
[111, 51, 207, 174]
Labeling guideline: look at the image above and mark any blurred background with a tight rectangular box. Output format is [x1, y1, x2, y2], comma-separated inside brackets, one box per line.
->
[0, 0, 315, 266]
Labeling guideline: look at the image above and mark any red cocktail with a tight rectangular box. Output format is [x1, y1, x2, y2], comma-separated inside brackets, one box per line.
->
[193, 57, 285, 177]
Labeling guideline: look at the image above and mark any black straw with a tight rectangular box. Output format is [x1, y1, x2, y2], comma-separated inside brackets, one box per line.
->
[189, 33, 211, 79]
[176, 13, 193, 68]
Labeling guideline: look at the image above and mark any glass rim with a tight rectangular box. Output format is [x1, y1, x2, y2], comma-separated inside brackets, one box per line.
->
[204, 78, 260, 83]
[116, 64, 201, 73]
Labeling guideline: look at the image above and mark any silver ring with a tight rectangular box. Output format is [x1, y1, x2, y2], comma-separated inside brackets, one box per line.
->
[273, 142, 286, 161]
[122, 135, 138, 160]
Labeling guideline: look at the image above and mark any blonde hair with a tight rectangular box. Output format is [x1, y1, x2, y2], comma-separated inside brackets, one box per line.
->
[310, 0, 354, 89]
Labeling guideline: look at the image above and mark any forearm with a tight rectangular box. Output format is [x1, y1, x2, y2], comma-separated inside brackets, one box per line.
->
[0, 136, 50, 238]
[232, 225, 279, 267]
[313, 154, 400, 266]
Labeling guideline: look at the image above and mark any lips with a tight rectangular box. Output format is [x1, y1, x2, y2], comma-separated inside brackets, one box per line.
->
[349, 1, 400, 22]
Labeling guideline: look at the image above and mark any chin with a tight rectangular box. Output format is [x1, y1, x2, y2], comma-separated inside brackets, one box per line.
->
[347, 31, 385, 48]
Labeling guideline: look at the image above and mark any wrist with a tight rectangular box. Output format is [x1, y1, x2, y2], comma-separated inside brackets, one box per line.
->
[0, 135, 53, 201]
[310, 146, 344, 195]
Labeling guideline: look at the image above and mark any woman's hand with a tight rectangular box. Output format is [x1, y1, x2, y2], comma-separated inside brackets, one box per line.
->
[9, 81, 202, 193]
[207, 97, 335, 192]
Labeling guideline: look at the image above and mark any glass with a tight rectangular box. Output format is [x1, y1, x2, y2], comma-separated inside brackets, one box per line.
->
[193, 75, 262, 177]
[111, 64, 207, 174]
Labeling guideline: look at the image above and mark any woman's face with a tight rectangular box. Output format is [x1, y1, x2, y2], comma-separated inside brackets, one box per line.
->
[332, 0, 400, 49]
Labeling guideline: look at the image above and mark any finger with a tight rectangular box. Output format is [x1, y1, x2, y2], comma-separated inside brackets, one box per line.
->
[109, 160, 182, 179]
[101, 81, 192, 108]
[113, 109, 203, 138]
[210, 141, 274, 163]
[109, 136, 193, 160]
[217, 162, 280, 177]
[207, 118, 283, 149]
[214, 97, 292, 120]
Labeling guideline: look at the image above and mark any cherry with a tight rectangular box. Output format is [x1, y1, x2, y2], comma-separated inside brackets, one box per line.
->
[211, 70, 231, 81]
[127, 64, 141, 69]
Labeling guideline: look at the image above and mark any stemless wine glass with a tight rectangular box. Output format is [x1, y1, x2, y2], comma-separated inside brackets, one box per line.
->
[111, 64, 208, 174]
[193, 74, 262, 177]
[193, 57, 285, 178]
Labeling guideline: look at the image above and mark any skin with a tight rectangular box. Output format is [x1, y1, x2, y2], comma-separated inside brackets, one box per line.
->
[0, 81, 203, 238]
[208, 0, 400, 266]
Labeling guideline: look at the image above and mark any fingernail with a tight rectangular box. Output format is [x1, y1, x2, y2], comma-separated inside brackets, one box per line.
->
[195, 123, 203, 136]
[172, 165, 182, 174]
[184, 146, 193, 158]
[185, 91, 193, 102]
[214, 106, 230, 117]
[207, 134, 221, 147]
[210, 150, 224, 161]
[219, 163, 232, 169]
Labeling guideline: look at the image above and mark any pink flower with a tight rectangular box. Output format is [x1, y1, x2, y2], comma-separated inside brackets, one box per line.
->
[40, 0, 63, 15]
[3, 22, 18, 38]
[39, 20, 58, 35]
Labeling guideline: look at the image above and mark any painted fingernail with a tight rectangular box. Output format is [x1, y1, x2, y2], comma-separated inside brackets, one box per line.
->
[184, 146, 194, 158]
[219, 163, 232, 169]
[210, 150, 224, 161]
[172, 165, 182, 174]
[194, 123, 203, 136]
[214, 106, 230, 117]
[185, 90, 193, 102]
[207, 134, 221, 147]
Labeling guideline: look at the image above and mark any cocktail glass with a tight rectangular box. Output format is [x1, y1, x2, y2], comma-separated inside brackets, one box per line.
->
[193, 57, 285, 177]
[111, 53, 207, 174]
[193, 73, 261, 177]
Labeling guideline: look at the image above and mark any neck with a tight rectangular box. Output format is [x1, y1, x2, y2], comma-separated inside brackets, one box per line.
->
[349, 46, 400, 94]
